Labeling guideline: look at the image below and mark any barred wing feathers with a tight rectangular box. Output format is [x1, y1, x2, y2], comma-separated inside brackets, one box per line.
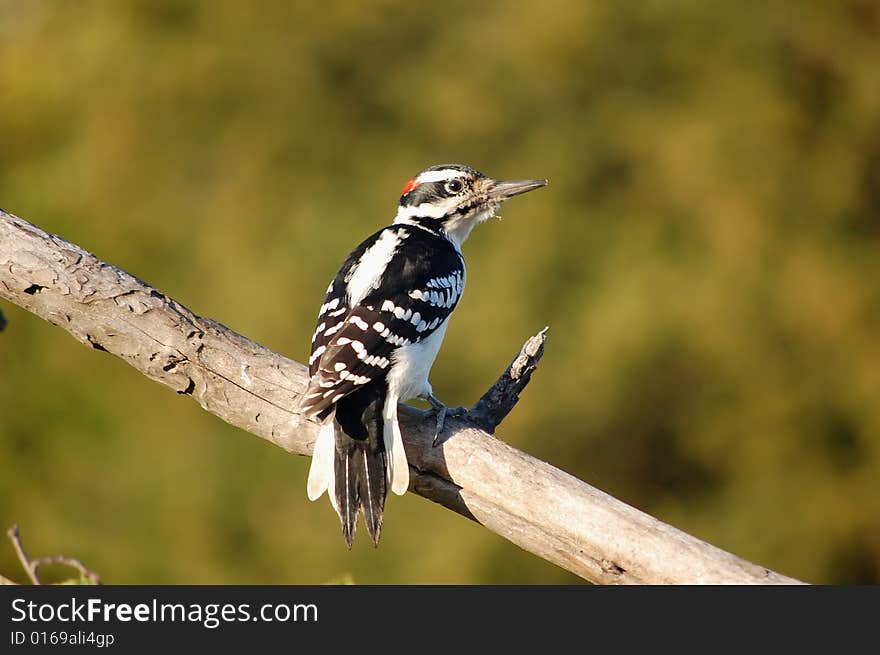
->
[301, 227, 464, 421]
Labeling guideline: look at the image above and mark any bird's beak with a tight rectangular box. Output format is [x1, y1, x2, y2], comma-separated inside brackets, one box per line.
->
[487, 178, 549, 201]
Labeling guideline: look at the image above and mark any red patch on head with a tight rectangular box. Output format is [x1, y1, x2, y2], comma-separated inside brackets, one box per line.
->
[400, 178, 420, 196]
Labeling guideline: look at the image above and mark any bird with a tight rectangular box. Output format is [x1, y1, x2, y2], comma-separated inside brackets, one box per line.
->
[300, 163, 547, 547]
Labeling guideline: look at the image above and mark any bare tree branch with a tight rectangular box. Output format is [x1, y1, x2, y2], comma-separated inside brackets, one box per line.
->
[5, 524, 101, 585]
[0, 209, 805, 584]
[468, 326, 548, 433]
[7, 525, 41, 585]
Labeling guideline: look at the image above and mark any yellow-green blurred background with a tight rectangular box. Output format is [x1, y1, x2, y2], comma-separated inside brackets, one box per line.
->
[2, 1, 879, 584]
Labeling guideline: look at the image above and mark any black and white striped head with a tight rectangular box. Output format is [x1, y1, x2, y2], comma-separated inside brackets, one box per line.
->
[394, 164, 547, 247]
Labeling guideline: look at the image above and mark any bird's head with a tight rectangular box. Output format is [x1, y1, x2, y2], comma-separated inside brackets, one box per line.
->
[394, 164, 547, 248]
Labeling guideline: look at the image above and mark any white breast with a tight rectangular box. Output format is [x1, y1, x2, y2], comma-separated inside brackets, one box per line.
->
[386, 319, 450, 402]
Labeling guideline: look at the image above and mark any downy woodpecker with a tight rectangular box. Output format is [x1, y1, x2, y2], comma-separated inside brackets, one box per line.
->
[301, 164, 547, 547]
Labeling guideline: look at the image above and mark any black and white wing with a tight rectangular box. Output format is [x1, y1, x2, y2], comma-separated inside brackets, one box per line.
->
[307, 274, 357, 379]
[301, 225, 464, 421]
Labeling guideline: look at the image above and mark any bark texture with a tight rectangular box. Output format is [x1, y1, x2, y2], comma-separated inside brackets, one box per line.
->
[0, 209, 805, 584]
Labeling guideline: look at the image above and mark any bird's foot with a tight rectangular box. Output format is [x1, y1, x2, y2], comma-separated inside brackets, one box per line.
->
[421, 394, 467, 447]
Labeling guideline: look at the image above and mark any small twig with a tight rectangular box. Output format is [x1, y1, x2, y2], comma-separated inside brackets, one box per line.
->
[5, 525, 101, 585]
[33, 555, 101, 584]
[7, 525, 40, 584]
[467, 327, 549, 433]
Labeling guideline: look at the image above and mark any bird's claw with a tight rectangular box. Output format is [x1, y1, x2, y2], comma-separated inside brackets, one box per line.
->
[423, 394, 467, 447]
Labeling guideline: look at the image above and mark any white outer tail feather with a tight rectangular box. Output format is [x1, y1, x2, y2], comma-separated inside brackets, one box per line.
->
[306, 403, 409, 514]
[307, 419, 337, 504]
[383, 398, 410, 495]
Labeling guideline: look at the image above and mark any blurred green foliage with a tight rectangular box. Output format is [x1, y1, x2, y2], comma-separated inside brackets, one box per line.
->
[2, 0, 879, 584]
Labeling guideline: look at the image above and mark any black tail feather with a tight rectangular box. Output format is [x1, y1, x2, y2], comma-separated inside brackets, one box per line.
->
[333, 384, 387, 548]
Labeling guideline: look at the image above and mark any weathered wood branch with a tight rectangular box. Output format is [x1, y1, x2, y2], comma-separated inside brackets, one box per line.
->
[468, 327, 548, 433]
[0, 209, 805, 584]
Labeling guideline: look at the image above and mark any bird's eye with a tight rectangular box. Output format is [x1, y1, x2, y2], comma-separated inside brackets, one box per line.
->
[445, 179, 463, 193]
